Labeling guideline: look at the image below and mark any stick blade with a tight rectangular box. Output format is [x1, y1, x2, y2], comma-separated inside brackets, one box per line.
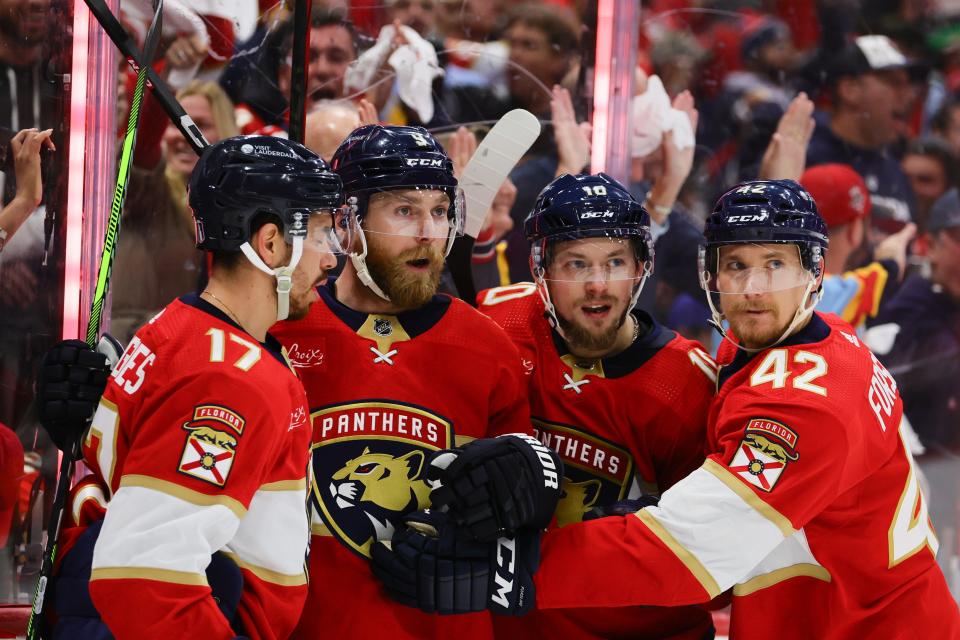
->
[459, 109, 541, 238]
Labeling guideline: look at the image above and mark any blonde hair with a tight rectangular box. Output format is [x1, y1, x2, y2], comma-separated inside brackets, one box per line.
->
[165, 81, 240, 227]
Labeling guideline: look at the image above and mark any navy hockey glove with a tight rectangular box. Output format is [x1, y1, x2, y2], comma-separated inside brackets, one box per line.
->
[428, 434, 564, 542]
[36, 335, 123, 458]
[582, 495, 660, 521]
[370, 509, 540, 616]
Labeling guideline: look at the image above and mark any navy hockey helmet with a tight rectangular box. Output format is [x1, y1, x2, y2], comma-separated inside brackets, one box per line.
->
[525, 173, 654, 270]
[188, 135, 344, 252]
[330, 124, 459, 220]
[701, 179, 828, 277]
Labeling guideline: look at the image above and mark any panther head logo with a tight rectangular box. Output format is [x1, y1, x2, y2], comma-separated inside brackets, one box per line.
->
[329, 448, 432, 540]
[555, 478, 602, 527]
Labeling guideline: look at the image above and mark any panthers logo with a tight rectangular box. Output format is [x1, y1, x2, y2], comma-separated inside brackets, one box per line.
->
[556, 478, 601, 527]
[312, 400, 453, 557]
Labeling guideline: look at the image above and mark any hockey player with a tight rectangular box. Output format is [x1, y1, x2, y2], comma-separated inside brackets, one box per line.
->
[38, 136, 348, 639]
[269, 125, 540, 639]
[526, 180, 960, 637]
[477, 173, 717, 639]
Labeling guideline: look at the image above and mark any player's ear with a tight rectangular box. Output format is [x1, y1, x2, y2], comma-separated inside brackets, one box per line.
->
[252, 221, 288, 268]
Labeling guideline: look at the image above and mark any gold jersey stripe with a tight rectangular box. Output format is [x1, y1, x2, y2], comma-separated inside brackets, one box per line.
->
[312, 523, 333, 536]
[259, 478, 307, 492]
[120, 474, 247, 519]
[636, 509, 721, 599]
[703, 459, 796, 537]
[91, 566, 208, 586]
[455, 434, 477, 447]
[733, 563, 832, 596]
[220, 551, 308, 587]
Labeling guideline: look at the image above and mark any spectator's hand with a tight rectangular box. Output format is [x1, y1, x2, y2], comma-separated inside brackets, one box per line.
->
[644, 91, 698, 224]
[552, 85, 591, 177]
[483, 177, 516, 242]
[165, 34, 207, 70]
[448, 126, 478, 180]
[357, 98, 379, 126]
[874, 222, 917, 280]
[659, 91, 698, 193]
[11, 127, 54, 209]
[758, 92, 815, 181]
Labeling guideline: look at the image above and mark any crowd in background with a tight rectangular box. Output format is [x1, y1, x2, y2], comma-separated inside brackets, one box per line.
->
[0, 0, 957, 607]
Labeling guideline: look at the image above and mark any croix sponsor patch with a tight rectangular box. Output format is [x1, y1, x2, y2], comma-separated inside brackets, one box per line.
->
[178, 405, 244, 486]
[729, 418, 799, 492]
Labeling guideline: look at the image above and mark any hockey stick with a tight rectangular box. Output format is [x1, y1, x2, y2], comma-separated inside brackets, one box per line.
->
[287, 0, 313, 143]
[446, 109, 542, 304]
[85, 0, 208, 155]
[25, 3, 164, 637]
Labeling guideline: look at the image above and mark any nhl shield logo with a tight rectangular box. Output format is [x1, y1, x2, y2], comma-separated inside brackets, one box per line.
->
[373, 318, 393, 337]
[729, 418, 799, 492]
[311, 401, 453, 557]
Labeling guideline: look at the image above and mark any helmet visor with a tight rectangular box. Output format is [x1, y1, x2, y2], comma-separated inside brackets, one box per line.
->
[296, 206, 354, 255]
[539, 236, 646, 283]
[699, 244, 814, 294]
[356, 186, 465, 240]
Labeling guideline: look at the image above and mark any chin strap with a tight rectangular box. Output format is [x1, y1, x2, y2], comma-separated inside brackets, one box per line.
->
[348, 227, 392, 302]
[240, 236, 304, 321]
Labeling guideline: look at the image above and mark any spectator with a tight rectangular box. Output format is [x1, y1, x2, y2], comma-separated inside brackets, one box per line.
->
[930, 96, 960, 155]
[801, 163, 915, 330]
[0, 128, 53, 253]
[870, 188, 960, 451]
[807, 35, 917, 233]
[304, 100, 362, 162]
[901, 136, 958, 233]
[111, 81, 239, 343]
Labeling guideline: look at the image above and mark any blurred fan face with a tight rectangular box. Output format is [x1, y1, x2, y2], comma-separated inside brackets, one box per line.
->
[847, 70, 913, 148]
[713, 243, 814, 348]
[164, 95, 220, 177]
[389, 0, 437, 36]
[505, 22, 568, 107]
[0, 0, 48, 43]
[307, 25, 355, 102]
[545, 238, 640, 353]
[902, 153, 949, 221]
[928, 227, 960, 302]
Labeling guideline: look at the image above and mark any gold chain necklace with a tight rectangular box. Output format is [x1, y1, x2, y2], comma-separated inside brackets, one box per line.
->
[202, 289, 243, 327]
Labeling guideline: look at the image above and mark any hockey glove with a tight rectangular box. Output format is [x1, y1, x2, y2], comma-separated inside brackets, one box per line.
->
[36, 335, 123, 458]
[583, 495, 660, 521]
[370, 509, 540, 616]
[428, 434, 564, 542]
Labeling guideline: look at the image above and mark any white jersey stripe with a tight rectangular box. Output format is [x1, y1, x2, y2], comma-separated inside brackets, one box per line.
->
[92, 485, 240, 579]
[641, 463, 794, 593]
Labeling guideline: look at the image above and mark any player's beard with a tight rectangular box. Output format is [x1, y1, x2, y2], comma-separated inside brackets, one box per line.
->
[366, 241, 445, 309]
[724, 300, 786, 348]
[556, 295, 625, 353]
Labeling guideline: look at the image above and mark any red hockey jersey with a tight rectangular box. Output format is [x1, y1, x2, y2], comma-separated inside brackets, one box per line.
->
[72, 295, 312, 640]
[478, 283, 716, 639]
[534, 312, 960, 638]
[271, 279, 532, 640]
